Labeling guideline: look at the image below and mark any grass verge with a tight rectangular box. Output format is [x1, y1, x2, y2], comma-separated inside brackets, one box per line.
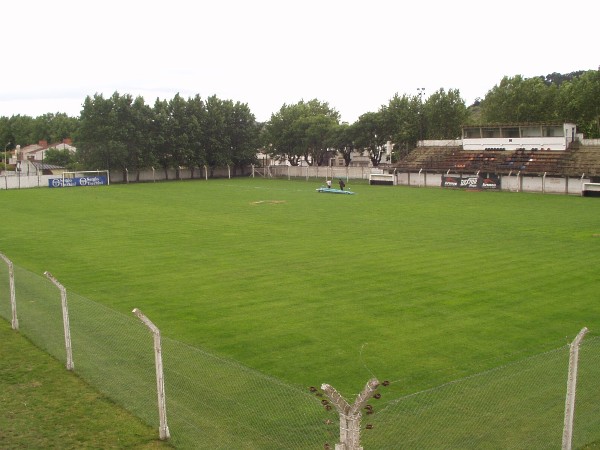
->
[0, 320, 171, 449]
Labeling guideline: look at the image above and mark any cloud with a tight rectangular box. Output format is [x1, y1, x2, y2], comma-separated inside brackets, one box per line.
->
[1, 0, 598, 121]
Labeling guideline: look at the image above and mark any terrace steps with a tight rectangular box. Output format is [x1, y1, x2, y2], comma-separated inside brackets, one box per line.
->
[397, 145, 600, 177]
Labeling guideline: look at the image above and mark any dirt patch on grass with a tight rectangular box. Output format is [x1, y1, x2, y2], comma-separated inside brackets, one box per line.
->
[250, 200, 286, 205]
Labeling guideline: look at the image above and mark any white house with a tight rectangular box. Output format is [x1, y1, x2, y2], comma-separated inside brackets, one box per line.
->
[12, 139, 76, 164]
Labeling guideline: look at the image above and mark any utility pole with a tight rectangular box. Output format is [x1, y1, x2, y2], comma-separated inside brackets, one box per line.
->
[417, 88, 425, 145]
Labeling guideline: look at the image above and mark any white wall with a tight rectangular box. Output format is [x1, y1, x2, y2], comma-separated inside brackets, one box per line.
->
[0, 173, 53, 189]
[1, 167, 591, 196]
[463, 137, 568, 151]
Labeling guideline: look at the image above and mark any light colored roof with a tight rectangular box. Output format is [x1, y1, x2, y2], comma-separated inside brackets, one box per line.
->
[30, 161, 65, 170]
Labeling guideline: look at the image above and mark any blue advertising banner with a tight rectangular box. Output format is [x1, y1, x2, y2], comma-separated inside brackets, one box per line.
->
[49, 176, 108, 188]
[441, 174, 501, 190]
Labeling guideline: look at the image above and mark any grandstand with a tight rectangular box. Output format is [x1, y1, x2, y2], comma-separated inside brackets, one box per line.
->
[397, 145, 600, 177]
[396, 124, 600, 179]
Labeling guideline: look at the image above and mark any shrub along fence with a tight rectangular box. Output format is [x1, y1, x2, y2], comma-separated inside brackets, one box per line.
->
[1, 252, 599, 449]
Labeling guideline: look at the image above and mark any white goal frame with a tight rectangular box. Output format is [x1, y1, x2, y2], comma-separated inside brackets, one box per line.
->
[62, 170, 110, 186]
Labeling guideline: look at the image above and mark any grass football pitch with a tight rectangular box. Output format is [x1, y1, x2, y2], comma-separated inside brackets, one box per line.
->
[1, 177, 599, 400]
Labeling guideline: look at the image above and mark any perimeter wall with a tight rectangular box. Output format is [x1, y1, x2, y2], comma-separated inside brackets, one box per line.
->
[268, 166, 590, 195]
[396, 171, 589, 195]
[0, 166, 592, 195]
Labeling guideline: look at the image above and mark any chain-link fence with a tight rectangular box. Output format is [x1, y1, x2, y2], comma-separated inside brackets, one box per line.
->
[1, 255, 599, 449]
[321, 338, 600, 449]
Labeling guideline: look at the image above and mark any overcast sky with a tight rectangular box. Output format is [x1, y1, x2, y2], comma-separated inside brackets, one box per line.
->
[2, 0, 597, 124]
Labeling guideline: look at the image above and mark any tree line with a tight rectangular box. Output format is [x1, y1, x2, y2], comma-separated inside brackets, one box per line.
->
[77, 93, 260, 179]
[1, 69, 598, 171]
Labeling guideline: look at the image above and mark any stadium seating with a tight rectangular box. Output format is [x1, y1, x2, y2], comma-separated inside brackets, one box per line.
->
[397, 144, 600, 177]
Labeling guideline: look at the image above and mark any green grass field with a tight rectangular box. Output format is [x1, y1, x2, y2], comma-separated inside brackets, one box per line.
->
[1, 178, 600, 447]
[0, 320, 171, 449]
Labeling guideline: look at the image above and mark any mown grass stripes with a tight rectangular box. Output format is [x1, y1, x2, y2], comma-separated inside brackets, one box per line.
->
[1, 178, 599, 399]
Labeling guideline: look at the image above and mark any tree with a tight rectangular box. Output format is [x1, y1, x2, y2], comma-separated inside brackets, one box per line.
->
[264, 103, 306, 166]
[380, 93, 420, 159]
[78, 92, 153, 178]
[328, 122, 354, 166]
[0, 117, 13, 152]
[78, 94, 115, 170]
[481, 75, 558, 123]
[557, 69, 600, 138]
[352, 111, 387, 166]
[49, 113, 79, 143]
[543, 71, 586, 87]
[79, 92, 145, 178]
[228, 102, 259, 175]
[32, 113, 79, 144]
[204, 95, 233, 176]
[299, 114, 337, 166]
[422, 88, 468, 140]
[150, 98, 172, 178]
[126, 96, 154, 181]
[0, 113, 78, 157]
[265, 99, 339, 166]
[185, 95, 207, 178]
[44, 148, 77, 169]
[166, 93, 191, 180]
[6, 115, 36, 147]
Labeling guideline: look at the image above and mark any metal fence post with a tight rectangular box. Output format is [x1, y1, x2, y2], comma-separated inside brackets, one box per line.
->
[562, 327, 588, 450]
[132, 308, 170, 440]
[44, 271, 74, 370]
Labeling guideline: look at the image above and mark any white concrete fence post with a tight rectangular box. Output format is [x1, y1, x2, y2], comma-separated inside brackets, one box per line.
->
[562, 327, 588, 450]
[132, 308, 170, 441]
[321, 378, 379, 450]
[44, 271, 74, 371]
[0, 252, 18, 330]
